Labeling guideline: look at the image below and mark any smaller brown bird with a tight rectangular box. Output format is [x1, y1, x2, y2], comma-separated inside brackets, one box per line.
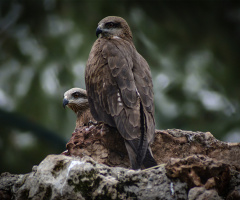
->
[63, 88, 96, 127]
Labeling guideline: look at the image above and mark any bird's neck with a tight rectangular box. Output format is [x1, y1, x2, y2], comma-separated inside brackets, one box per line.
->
[101, 34, 134, 45]
[76, 107, 92, 127]
[76, 103, 90, 116]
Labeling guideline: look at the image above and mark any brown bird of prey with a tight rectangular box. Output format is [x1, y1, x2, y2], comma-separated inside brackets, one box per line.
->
[85, 16, 157, 169]
[63, 88, 96, 127]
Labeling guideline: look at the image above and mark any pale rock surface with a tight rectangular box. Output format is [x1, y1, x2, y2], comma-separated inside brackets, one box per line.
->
[10, 155, 187, 200]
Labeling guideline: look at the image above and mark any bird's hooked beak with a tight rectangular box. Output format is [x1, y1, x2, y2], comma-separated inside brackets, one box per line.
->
[96, 24, 103, 37]
[63, 98, 69, 108]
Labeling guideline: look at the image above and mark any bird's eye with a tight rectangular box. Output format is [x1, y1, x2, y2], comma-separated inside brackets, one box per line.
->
[73, 92, 80, 98]
[106, 22, 114, 28]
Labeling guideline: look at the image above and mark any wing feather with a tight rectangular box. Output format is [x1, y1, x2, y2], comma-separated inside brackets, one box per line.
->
[102, 39, 155, 143]
[102, 40, 137, 108]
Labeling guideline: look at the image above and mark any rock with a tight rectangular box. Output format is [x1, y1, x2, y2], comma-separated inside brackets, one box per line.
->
[188, 187, 223, 200]
[153, 129, 240, 170]
[7, 155, 187, 200]
[64, 126, 240, 171]
[165, 155, 230, 196]
[1, 128, 240, 199]
[63, 124, 130, 168]
[226, 169, 240, 200]
[0, 172, 20, 200]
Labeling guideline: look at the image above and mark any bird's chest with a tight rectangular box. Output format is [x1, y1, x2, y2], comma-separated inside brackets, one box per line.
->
[87, 54, 105, 76]
[86, 44, 114, 87]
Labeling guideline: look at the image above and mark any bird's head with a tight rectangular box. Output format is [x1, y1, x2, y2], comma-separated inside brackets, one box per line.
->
[96, 16, 133, 41]
[63, 88, 89, 114]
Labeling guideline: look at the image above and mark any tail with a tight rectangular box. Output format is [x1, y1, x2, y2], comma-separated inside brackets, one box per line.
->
[136, 102, 148, 167]
[124, 102, 157, 169]
[142, 147, 157, 168]
[124, 140, 157, 169]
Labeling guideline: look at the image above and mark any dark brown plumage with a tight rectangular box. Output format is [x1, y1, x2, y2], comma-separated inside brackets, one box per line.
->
[85, 16, 157, 169]
[63, 88, 96, 128]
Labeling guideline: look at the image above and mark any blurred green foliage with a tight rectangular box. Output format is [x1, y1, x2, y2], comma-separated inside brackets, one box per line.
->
[0, 0, 240, 174]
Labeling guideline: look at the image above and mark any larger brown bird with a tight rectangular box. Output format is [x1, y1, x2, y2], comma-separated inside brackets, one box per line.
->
[85, 16, 157, 169]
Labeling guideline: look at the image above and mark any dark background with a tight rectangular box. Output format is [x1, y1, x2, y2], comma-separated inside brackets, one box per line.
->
[1, 0, 240, 174]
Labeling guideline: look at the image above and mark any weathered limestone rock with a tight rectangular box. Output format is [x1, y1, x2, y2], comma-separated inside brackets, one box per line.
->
[2, 155, 188, 200]
[188, 187, 223, 200]
[63, 124, 129, 168]
[1, 128, 240, 199]
[0, 173, 20, 199]
[165, 155, 230, 196]
[154, 129, 240, 170]
[64, 125, 240, 170]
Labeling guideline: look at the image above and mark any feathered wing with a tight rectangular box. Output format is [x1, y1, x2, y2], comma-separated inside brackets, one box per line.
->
[132, 49, 155, 143]
[85, 38, 156, 168]
[102, 40, 141, 139]
[103, 39, 156, 168]
[132, 52, 156, 168]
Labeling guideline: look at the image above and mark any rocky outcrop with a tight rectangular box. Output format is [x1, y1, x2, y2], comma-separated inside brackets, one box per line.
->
[154, 129, 240, 170]
[1, 154, 240, 199]
[1, 127, 240, 199]
[63, 125, 240, 170]
[166, 155, 231, 197]
[1, 155, 188, 200]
